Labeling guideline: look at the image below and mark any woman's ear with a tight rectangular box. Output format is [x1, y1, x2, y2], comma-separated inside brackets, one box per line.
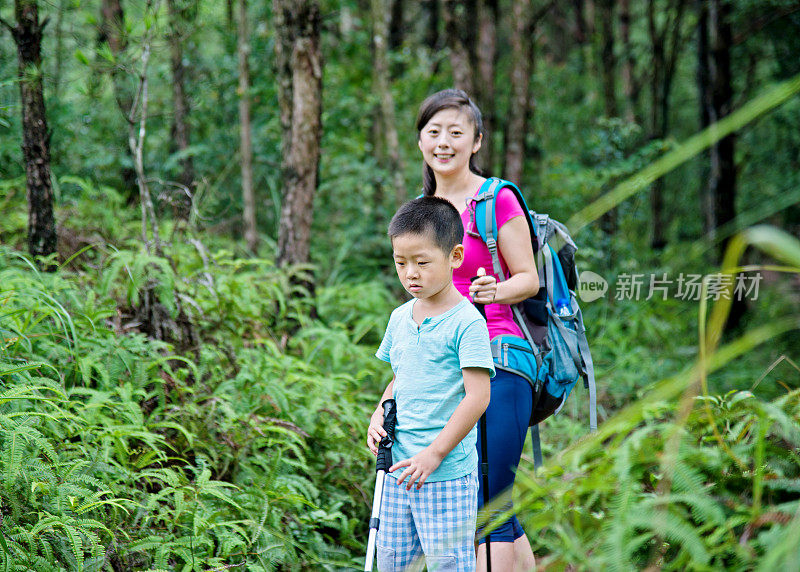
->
[472, 132, 483, 154]
[450, 244, 465, 269]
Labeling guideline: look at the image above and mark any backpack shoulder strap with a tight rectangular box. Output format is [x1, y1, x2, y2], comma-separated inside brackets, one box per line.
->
[472, 177, 538, 281]
[572, 300, 598, 432]
[473, 177, 504, 279]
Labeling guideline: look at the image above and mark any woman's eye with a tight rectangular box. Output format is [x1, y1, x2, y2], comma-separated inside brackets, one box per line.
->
[418, 262, 428, 266]
[451, 131, 462, 136]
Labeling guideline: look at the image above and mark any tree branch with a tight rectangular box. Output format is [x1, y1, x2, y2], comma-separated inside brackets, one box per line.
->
[0, 16, 15, 35]
[531, 0, 556, 27]
[665, 0, 688, 85]
[733, 3, 800, 46]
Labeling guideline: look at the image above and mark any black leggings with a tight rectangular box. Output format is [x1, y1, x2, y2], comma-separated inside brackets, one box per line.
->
[476, 368, 533, 543]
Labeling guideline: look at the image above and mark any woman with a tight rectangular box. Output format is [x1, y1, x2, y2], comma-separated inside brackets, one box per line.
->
[415, 88, 539, 571]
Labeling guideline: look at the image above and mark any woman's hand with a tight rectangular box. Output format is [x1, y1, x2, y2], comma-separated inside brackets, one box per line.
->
[469, 267, 497, 305]
[367, 406, 387, 456]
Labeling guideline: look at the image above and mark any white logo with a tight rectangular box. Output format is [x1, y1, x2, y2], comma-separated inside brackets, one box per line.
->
[578, 271, 608, 302]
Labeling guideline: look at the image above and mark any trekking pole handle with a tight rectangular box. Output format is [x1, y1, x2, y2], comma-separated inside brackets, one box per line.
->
[471, 275, 488, 319]
[376, 399, 397, 473]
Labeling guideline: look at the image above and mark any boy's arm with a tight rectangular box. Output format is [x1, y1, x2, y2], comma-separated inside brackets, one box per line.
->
[390, 367, 490, 490]
[367, 376, 395, 456]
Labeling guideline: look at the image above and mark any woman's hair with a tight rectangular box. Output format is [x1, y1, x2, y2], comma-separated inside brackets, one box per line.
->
[416, 89, 485, 196]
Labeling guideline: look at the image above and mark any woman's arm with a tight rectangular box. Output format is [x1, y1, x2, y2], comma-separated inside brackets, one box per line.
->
[470, 214, 539, 305]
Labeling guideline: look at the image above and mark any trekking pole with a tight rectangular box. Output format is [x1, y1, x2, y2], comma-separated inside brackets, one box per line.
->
[364, 398, 397, 571]
[471, 276, 492, 572]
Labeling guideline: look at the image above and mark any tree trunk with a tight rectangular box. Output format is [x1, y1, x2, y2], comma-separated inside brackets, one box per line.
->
[389, 0, 403, 50]
[99, 0, 137, 199]
[4, 0, 57, 263]
[99, 0, 126, 62]
[387, 0, 405, 77]
[573, 0, 594, 71]
[647, 0, 686, 250]
[648, 0, 666, 249]
[598, 0, 617, 118]
[618, 0, 636, 121]
[597, 0, 618, 237]
[544, 3, 569, 64]
[372, 0, 406, 207]
[696, 0, 713, 235]
[237, 0, 257, 252]
[226, 0, 234, 29]
[707, 0, 736, 252]
[504, 1, 553, 183]
[167, 0, 194, 218]
[53, 0, 67, 101]
[127, 31, 163, 257]
[274, 0, 323, 268]
[708, 0, 744, 329]
[424, 0, 440, 50]
[573, 0, 588, 44]
[443, 0, 474, 94]
[474, 0, 498, 173]
[503, 0, 532, 183]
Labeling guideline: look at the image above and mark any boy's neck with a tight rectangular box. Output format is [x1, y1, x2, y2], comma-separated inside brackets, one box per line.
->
[412, 283, 464, 324]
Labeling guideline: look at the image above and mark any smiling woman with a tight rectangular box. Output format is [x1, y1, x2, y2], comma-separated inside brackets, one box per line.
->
[415, 89, 539, 572]
[417, 107, 483, 180]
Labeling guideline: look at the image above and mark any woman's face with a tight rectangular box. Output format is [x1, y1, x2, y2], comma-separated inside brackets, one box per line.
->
[418, 107, 482, 179]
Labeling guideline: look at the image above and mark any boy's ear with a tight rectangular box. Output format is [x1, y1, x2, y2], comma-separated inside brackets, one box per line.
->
[450, 244, 465, 269]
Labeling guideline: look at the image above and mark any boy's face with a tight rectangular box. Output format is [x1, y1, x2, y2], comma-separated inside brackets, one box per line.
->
[392, 232, 464, 302]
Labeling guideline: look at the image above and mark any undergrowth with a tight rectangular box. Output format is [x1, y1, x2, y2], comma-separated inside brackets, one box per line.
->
[0, 239, 393, 570]
[1, 174, 798, 569]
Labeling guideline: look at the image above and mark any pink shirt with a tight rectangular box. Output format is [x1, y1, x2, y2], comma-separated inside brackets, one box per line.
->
[453, 185, 526, 341]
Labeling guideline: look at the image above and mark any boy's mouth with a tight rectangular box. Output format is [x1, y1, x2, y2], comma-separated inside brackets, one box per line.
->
[408, 284, 422, 291]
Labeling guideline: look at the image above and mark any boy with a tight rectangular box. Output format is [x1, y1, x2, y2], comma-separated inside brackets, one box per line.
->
[367, 196, 494, 571]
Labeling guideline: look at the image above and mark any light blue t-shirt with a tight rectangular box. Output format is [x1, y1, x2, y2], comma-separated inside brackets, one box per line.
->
[376, 297, 495, 482]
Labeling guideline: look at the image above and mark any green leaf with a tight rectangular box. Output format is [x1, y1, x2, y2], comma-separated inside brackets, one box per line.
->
[74, 49, 90, 66]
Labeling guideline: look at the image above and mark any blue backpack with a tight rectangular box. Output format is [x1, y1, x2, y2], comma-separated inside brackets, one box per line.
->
[469, 177, 598, 466]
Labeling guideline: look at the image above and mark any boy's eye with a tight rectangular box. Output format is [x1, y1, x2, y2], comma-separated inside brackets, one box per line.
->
[451, 131, 462, 137]
[418, 261, 428, 266]
[395, 261, 405, 267]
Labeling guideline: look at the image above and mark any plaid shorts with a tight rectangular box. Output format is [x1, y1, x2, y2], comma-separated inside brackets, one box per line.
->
[376, 470, 478, 572]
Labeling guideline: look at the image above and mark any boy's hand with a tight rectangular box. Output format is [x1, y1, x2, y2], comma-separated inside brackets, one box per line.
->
[390, 447, 444, 490]
[367, 406, 387, 456]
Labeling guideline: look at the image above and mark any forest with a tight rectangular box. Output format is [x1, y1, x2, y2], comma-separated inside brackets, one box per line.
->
[1, 0, 800, 569]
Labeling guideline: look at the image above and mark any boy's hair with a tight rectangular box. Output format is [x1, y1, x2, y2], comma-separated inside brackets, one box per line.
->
[388, 196, 464, 254]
